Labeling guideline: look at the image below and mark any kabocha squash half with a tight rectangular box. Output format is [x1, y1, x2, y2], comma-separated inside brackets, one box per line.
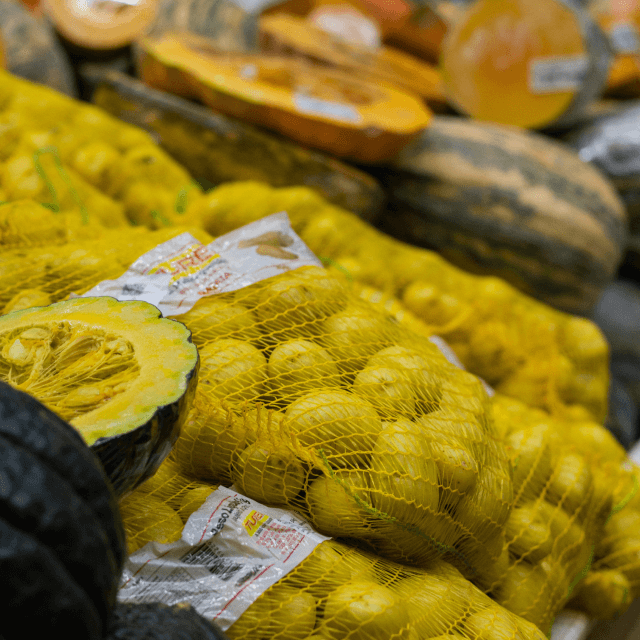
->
[137, 33, 432, 163]
[0, 381, 125, 640]
[0, 297, 198, 495]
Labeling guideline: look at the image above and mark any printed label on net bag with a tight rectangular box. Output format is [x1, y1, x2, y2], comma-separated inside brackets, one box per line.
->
[81, 212, 322, 316]
[528, 55, 589, 93]
[118, 485, 329, 630]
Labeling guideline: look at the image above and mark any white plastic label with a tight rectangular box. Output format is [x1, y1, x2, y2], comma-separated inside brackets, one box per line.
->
[118, 486, 329, 629]
[529, 55, 589, 94]
[81, 212, 322, 316]
[293, 93, 362, 123]
[610, 22, 640, 54]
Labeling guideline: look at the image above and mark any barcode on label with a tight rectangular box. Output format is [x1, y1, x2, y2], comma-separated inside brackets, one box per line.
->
[180, 542, 243, 581]
[529, 56, 589, 94]
[293, 93, 362, 123]
[610, 23, 640, 54]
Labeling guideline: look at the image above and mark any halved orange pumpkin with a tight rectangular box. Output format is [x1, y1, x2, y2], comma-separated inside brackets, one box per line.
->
[137, 32, 432, 163]
[259, 12, 447, 109]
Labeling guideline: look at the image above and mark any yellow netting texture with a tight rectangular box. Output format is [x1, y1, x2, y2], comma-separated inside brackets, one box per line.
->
[186, 180, 610, 425]
[1, 71, 637, 636]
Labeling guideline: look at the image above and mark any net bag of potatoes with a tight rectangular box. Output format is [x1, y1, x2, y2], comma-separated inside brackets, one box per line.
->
[186, 181, 610, 426]
[117, 481, 548, 640]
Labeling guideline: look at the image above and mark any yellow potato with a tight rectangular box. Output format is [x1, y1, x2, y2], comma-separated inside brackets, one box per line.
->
[504, 504, 553, 564]
[369, 420, 440, 527]
[306, 468, 372, 537]
[180, 295, 261, 346]
[462, 605, 524, 640]
[396, 573, 475, 637]
[320, 307, 401, 375]
[454, 465, 513, 544]
[546, 453, 593, 515]
[559, 316, 608, 369]
[228, 584, 316, 640]
[254, 267, 347, 342]
[504, 425, 554, 501]
[172, 395, 244, 482]
[290, 541, 374, 600]
[285, 389, 382, 467]
[231, 441, 306, 506]
[352, 365, 416, 418]
[268, 339, 341, 401]
[367, 345, 444, 415]
[198, 338, 267, 403]
[321, 580, 409, 640]
[569, 569, 632, 620]
[496, 561, 551, 628]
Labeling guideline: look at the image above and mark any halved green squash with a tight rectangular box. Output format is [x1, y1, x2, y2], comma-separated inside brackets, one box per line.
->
[0, 296, 199, 495]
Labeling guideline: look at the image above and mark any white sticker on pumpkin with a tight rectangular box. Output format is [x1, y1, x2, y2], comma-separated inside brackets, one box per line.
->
[118, 486, 329, 630]
[529, 55, 589, 94]
[81, 211, 322, 316]
[293, 93, 362, 123]
[610, 22, 640, 54]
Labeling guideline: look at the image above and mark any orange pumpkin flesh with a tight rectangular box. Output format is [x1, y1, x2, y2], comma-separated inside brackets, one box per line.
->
[441, 0, 592, 129]
[259, 12, 447, 109]
[137, 33, 432, 163]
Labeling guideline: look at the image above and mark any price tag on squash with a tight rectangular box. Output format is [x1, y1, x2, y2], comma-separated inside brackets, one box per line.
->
[80, 212, 322, 316]
[609, 22, 640, 54]
[528, 55, 590, 94]
[118, 486, 329, 630]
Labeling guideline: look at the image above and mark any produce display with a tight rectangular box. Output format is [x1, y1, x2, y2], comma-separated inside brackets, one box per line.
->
[5, 0, 640, 637]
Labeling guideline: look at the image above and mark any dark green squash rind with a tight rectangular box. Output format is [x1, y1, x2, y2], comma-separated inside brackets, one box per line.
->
[378, 116, 628, 314]
[0, 519, 102, 640]
[0, 382, 126, 570]
[0, 433, 117, 629]
[91, 361, 198, 497]
[83, 66, 384, 222]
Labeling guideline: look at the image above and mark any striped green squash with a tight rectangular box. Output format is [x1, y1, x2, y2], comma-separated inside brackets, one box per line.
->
[378, 116, 629, 315]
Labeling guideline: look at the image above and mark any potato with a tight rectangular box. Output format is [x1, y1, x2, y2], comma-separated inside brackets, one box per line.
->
[199, 338, 267, 403]
[504, 504, 553, 563]
[321, 580, 409, 640]
[546, 453, 593, 515]
[285, 389, 382, 467]
[369, 420, 439, 527]
[352, 365, 416, 418]
[268, 339, 340, 401]
[463, 605, 524, 640]
[306, 468, 372, 537]
[231, 441, 306, 507]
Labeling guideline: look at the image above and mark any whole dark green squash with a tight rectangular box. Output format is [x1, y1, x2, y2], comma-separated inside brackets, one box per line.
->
[0, 381, 125, 639]
[377, 115, 629, 315]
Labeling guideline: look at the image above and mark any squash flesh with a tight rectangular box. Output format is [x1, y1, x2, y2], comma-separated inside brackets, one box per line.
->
[0, 297, 198, 446]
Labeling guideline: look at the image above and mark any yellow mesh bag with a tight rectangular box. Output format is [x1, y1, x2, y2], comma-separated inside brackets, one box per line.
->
[0, 70, 204, 230]
[491, 393, 637, 626]
[117, 480, 547, 640]
[187, 181, 609, 423]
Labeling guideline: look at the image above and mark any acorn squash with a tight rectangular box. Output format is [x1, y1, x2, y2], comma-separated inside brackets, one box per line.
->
[0, 296, 199, 495]
[137, 32, 432, 163]
[0, 381, 125, 639]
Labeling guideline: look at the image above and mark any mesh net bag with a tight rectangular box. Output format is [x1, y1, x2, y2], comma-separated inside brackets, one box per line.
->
[118, 479, 548, 640]
[0, 69, 203, 230]
[187, 181, 609, 424]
